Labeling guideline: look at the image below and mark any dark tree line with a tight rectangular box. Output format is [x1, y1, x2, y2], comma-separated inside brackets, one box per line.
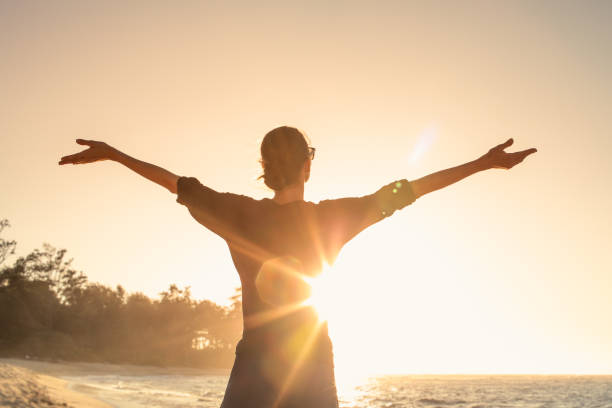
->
[0, 219, 242, 368]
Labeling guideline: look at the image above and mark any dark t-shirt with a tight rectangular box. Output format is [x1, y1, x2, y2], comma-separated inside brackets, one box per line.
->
[176, 177, 416, 364]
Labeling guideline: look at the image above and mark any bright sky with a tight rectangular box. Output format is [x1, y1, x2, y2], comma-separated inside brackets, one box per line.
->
[1, 1, 611, 375]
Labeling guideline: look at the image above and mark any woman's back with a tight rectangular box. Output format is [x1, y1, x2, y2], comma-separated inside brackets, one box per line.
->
[175, 175, 417, 407]
[176, 175, 416, 321]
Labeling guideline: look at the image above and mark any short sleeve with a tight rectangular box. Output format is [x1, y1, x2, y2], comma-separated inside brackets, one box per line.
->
[176, 176, 254, 240]
[316, 179, 416, 262]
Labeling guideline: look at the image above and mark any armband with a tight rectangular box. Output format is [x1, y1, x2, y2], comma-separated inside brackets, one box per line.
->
[374, 179, 416, 218]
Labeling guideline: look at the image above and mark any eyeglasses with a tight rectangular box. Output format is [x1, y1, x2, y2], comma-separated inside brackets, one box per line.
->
[308, 147, 316, 160]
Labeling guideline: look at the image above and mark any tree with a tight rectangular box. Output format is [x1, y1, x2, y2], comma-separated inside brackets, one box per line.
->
[0, 220, 242, 368]
[0, 219, 17, 266]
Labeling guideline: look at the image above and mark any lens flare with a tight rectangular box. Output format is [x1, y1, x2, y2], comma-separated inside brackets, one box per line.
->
[408, 125, 438, 164]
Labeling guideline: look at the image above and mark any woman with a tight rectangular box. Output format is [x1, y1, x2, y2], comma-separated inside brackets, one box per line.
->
[59, 126, 536, 407]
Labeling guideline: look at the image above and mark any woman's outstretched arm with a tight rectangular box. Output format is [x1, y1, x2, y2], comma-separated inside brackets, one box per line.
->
[410, 138, 537, 199]
[58, 139, 180, 194]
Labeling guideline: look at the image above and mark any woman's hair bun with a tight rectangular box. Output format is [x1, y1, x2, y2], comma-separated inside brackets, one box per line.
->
[259, 126, 310, 191]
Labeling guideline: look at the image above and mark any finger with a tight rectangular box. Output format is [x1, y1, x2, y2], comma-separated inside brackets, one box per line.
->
[519, 147, 538, 156]
[72, 157, 89, 165]
[59, 158, 80, 165]
[514, 148, 537, 160]
[59, 153, 80, 164]
[76, 139, 96, 146]
[60, 148, 90, 161]
[495, 138, 514, 151]
[60, 152, 90, 165]
[507, 149, 536, 167]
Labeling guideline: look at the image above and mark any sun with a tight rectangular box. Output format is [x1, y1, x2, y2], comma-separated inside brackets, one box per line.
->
[301, 264, 338, 322]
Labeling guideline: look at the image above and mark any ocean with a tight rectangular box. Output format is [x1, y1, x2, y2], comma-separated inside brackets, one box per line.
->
[63, 372, 612, 408]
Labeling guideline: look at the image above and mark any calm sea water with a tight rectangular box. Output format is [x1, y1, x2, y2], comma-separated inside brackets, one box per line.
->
[64, 373, 612, 408]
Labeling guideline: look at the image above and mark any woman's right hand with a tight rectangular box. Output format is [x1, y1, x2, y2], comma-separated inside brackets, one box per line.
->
[58, 139, 118, 165]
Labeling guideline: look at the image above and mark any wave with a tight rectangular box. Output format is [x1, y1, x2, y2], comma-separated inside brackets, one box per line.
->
[418, 397, 468, 405]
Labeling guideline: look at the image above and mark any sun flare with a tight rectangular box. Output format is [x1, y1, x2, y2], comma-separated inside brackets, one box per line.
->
[302, 265, 337, 322]
[299, 261, 387, 381]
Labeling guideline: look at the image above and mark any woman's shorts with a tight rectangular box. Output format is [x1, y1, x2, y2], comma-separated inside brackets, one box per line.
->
[219, 339, 339, 408]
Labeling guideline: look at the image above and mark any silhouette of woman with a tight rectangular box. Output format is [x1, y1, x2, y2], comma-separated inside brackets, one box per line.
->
[59, 126, 536, 407]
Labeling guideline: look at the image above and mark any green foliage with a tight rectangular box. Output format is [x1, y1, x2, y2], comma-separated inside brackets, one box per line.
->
[0, 219, 242, 368]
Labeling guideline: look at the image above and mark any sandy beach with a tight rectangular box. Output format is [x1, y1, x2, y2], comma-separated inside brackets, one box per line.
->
[0, 359, 111, 408]
[0, 359, 229, 408]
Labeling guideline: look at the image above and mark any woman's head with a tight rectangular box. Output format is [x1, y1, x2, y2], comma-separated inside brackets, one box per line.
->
[259, 126, 314, 191]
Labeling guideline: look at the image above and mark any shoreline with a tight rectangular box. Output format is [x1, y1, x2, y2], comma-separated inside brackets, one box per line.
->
[0, 358, 230, 408]
[1, 357, 230, 377]
[0, 360, 111, 408]
[4, 357, 610, 408]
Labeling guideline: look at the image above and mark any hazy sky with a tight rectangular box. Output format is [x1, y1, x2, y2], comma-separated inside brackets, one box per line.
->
[1, 0, 611, 374]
